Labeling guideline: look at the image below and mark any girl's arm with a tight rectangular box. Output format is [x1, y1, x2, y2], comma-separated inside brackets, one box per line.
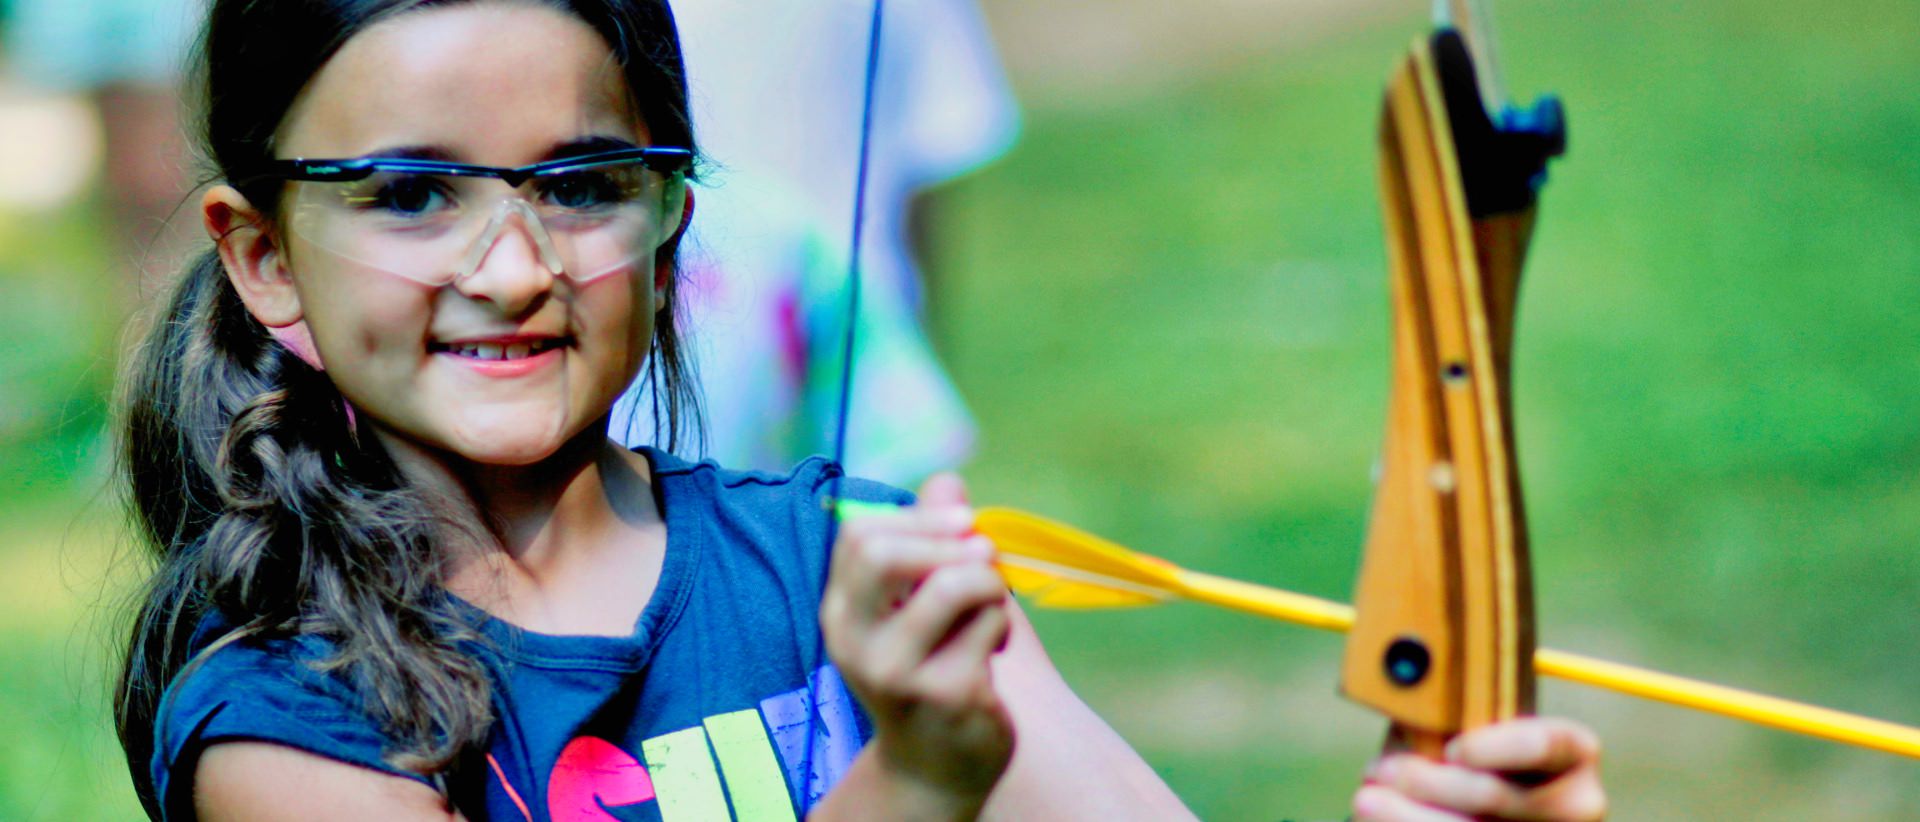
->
[816, 594, 1195, 821]
[978, 599, 1197, 819]
[195, 742, 464, 821]
[812, 475, 1193, 821]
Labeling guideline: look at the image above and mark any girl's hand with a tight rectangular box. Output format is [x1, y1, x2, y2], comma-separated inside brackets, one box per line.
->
[820, 473, 1014, 818]
[1354, 717, 1607, 821]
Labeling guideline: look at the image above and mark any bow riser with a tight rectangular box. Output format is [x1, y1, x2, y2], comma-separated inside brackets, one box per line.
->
[1340, 28, 1558, 756]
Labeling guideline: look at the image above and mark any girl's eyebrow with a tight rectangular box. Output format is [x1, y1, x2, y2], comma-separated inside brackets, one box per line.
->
[542, 135, 643, 162]
[346, 136, 641, 165]
[353, 144, 456, 162]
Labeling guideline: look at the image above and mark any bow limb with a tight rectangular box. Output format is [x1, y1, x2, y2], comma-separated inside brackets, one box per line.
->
[1339, 9, 1565, 758]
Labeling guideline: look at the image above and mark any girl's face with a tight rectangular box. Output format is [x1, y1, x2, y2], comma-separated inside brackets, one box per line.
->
[218, 2, 686, 467]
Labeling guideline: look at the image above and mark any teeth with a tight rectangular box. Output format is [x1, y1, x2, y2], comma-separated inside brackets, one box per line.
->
[443, 340, 561, 360]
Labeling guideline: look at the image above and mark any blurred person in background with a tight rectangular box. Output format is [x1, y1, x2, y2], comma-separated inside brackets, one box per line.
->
[2, 0, 203, 298]
[610, 0, 1020, 486]
[0, 0, 1008, 489]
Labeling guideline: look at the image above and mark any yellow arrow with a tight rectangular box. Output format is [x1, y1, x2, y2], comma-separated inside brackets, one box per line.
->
[836, 501, 1920, 759]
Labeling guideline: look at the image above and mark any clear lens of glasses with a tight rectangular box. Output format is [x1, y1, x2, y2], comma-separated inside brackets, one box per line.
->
[282, 160, 685, 285]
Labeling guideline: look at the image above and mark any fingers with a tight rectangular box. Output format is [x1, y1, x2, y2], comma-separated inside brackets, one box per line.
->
[826, 471, 974, 606]
[1363, 755, 1517, 820]
[1446, 717, 1600, 777]
[915, 593, 1012, 698]
[865, 562, 1009, 687]
[817, 476, 1015, 808]
[1358, 718, 1607, 822]
[823, 483, 1010, 709]
[829, 507, 984, 621]
[1353, 784, 1471, 822]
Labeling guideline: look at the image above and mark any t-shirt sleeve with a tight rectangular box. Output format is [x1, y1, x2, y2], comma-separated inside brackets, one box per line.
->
[151, 634, 427, 821]
[775, 456, 917, 594]
[798, 455, 917, 518]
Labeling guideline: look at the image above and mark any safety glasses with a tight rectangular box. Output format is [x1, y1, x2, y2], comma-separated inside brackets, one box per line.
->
[244, 147, 692, 286]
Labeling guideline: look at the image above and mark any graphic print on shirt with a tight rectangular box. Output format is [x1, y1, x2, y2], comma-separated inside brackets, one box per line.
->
[548, 736, 656, 820]
[498, 665, 864, 822]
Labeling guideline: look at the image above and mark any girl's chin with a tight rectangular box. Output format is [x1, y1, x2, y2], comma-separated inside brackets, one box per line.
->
[449, 441, 565, 467]
[439, 412, 582, 466]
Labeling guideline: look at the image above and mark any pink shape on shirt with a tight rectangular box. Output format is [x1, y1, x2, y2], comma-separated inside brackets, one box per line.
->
[546, 735, 656, 821]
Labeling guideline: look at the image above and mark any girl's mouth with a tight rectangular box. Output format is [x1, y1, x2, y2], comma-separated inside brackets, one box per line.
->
[428, 337, 572, 361]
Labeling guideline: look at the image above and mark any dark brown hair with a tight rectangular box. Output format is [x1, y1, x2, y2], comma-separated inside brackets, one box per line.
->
[114, 0, 699, 814]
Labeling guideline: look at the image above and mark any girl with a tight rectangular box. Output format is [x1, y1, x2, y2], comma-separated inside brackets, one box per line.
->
[114, 1, 1607, 820]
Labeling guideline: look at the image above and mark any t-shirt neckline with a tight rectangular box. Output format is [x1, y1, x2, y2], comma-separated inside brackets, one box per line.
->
[455, 446, 702, 671]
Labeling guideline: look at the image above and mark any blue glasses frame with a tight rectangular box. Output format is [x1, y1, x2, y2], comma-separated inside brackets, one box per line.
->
[242, 146, 694, 187]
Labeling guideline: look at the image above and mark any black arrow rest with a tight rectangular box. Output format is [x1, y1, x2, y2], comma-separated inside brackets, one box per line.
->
[1432, 28, 1567, 218]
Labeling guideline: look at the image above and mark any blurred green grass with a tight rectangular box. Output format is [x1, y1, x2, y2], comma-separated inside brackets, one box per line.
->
[938, 0, 1920, 817]
[2, 0, 1918, 818]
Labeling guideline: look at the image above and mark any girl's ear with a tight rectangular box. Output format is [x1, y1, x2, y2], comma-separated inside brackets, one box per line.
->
[204, 184, 303, 327]
[653, 186, 694, 312]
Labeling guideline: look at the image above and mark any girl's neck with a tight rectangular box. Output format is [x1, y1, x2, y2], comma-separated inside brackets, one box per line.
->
[374, 419, 661, 566]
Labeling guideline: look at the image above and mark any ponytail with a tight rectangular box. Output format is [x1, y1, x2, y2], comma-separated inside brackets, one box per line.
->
[115, 250, 493, 811]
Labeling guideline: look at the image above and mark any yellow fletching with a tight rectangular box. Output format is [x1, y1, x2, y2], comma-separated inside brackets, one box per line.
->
[974, 507, 1183, 609]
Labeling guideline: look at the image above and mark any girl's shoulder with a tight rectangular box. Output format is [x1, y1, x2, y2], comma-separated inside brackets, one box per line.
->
[150, 616, 423, 820]
[643, 449, 915, 588]
[645, 447, 914, 516]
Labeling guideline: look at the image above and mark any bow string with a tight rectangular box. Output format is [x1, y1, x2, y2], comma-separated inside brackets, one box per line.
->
[801, 0, 888, 810]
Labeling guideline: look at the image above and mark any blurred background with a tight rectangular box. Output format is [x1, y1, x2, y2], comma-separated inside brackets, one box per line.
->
[3, 0, 1918, 818]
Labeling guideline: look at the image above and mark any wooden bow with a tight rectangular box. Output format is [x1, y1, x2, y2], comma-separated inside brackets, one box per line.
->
[1340, 0, 1564, 757]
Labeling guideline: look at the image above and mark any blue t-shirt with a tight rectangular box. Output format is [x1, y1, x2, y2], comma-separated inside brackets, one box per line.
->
[151, 450, 912, 822]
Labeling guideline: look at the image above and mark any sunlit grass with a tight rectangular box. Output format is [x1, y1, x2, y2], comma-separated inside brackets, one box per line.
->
[0, 502, 146, 820]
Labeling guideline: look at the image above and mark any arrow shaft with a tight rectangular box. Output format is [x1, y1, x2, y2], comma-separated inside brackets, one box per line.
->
[1177, 570, 1357, 632]
[1172, 570, 1920, 759]
[1534, 649, 1920, 760]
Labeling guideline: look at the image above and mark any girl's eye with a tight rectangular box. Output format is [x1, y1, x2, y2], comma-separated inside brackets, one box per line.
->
[537, 170, 632, 210]
[362, 174, 453, 217]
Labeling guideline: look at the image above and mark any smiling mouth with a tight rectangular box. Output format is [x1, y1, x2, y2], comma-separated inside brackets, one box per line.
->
[429, 337, 572, 361]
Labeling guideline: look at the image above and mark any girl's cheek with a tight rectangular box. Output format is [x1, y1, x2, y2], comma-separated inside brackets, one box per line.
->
[573, 276, 655, 372]
[301, 270, 436, 382]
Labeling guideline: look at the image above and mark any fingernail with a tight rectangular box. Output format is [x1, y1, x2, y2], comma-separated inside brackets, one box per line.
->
[1443, 739, 1463, 762]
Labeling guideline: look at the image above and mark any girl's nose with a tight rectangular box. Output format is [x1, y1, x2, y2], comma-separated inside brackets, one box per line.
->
[453, 203, 561, 315]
